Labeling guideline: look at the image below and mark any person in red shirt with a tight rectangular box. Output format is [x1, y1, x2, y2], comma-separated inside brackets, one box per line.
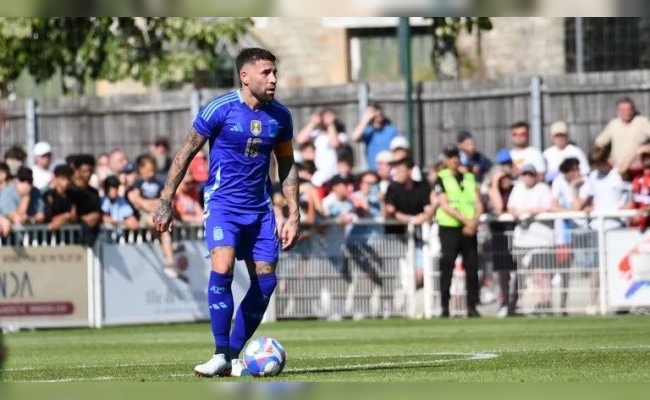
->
[174, 171, 203, 224]
[628, 151, 650, 231]
[188, 149, 208, 204]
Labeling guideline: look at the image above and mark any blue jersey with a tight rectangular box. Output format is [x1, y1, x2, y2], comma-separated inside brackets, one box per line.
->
[193, 90, 293, 213]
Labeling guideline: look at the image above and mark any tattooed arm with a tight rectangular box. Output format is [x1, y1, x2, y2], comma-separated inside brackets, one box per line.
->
[274, 140, 300, 250]
[153, 129, 207, 232]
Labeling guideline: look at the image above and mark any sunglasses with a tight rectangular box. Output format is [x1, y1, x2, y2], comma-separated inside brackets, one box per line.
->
[521, 172, 535, 177]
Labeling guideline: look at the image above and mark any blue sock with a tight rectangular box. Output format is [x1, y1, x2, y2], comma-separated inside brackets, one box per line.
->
[207, 271, 234, 359]
[229, 273, 277, 359]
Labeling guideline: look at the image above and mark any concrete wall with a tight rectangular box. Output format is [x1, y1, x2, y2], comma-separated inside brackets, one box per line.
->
[251, 18, 349, 87]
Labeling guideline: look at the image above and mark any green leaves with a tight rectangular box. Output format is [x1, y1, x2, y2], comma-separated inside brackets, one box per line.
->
[425, 17, 493, 79]
[0, 17, 253, 95]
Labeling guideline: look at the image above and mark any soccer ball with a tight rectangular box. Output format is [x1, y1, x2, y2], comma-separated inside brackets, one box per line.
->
[243, 336, 286, 377]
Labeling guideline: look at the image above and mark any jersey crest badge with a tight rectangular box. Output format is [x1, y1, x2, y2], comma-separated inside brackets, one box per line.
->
[251, 120, 262, 136]
[213, 226, 224, 241]
[269, 120, 278, 138]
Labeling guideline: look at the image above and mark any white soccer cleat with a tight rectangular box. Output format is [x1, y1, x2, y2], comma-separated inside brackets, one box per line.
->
[194, 354, 232, 377]
[230, 358, 252, 377]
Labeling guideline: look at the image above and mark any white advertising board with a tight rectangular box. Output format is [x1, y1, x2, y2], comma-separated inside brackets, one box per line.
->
[605, 230, 650, 308]
[101, 241, 251, 325]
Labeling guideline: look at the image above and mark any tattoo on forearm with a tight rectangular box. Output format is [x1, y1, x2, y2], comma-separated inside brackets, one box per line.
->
[152, 198, 172, 223]
[160, 130, 206, 200]
[277, 156, 299, 220]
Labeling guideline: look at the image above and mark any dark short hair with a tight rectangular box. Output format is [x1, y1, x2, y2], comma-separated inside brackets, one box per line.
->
[236, 47, 276, 75]
[136, 153, 157, 170]
[616, 96, 636, 107]
[103, 175, 121, 191]
[53, 164, 74, 178]
[4, 145, 27, 161]
[509, 121, 529, 131]
[73, 154, 96, 169]
[390, 156, 415, 169]
[153, 137, 170, 150]
[0, 161, 9, 175]
[588, 145, 611, 167]
[357, 171, 379, 184]
[16, 166, 33, 184]
[559, 157, 580, 174]
[328, 174, 351, 190]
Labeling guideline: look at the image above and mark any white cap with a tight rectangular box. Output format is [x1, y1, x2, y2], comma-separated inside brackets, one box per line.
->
[34, 141, 52, 156]
[375, 150, 395, 164]
[550, 121, 568, 136]
[389, 136, 410, 151]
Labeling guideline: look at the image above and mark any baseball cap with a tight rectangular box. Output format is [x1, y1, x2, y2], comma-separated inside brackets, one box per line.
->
[34, 141, 52, 157]
[519, 164, 537, 175]
[550, 121, 568, 136]
[121, 161, 136, 174]
[442, 144, 460, 158]
[389, 136, 410, 151]
[495, 148, 512, 164]
[375, 150, 395, 165]
[456, 130, 473, 143]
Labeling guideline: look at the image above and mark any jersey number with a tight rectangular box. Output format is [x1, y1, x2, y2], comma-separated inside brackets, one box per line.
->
[244, 138, 262, 157]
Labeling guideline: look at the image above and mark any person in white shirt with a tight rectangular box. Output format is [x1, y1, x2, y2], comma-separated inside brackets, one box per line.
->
[507, 164, 554, 315]
[575, 145, 630, 313]
[389, 136, 422, 182]
[543, 120, 590, 183]
[550, 157, 584, 315]
[31, 141, 54, 193]
[296, 108, 349, 188]
[509, 121, 546, 181]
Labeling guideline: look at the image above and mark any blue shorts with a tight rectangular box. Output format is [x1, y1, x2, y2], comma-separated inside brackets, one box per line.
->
[204, 209, 280, 263]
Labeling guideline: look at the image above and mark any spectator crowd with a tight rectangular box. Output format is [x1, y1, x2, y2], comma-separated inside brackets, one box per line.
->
[2, 97, 650, 314]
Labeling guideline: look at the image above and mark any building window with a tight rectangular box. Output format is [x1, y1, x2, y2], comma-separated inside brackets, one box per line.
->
[565, 17, 650, 72]
[348, 26, 435, 82]
[193, 57, 237, 89]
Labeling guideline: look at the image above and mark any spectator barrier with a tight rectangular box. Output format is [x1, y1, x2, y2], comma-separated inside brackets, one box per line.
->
[0, 225, 98, 330]
[1, 211, 649, 330]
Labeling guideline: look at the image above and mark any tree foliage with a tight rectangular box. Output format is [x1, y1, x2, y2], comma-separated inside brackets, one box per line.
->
[0, 17, 253, 95]
[426, 17, 493, 79]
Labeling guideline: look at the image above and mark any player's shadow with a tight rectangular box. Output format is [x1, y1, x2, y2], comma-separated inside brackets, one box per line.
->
[281, 360, 450, 375]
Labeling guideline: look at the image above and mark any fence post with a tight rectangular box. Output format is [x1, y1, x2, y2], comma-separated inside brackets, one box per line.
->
[404, 223, 417, 318]
[25, 98, 37, 167]
[422, 221, 435, 319]
[190, 90, 201, 119]
[414, 81, 425, 168]
[357, 82, 369, 119]
[529, 76, 543, 150]
[597, 215, 608, 315]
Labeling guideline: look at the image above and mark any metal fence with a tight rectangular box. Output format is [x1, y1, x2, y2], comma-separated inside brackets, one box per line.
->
[3, 70, 650, 171]
[2, 210, 649, 323]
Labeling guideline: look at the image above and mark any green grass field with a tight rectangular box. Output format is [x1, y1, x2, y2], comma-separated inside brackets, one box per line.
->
[3, 316, 650, 382]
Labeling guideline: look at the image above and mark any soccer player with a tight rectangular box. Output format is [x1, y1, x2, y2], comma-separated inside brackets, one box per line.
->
[152, 47, 300, 377]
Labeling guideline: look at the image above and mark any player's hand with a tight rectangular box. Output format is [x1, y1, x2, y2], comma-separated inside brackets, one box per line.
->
[152, 198, 174, 233]
[281, 218, 300, 251]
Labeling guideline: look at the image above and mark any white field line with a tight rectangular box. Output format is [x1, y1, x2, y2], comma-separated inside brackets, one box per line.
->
[9, 343, 650, 372]
[10, 351, 497, 381]
[8, 344, 650, 380]
[5, 351, 494, 372]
